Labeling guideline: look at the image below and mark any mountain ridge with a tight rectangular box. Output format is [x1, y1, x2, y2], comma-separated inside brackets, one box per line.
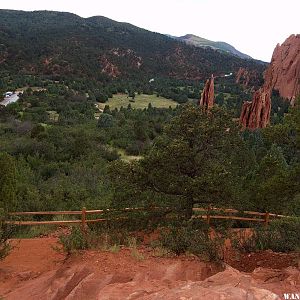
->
[0, 9, 265, 84]
[172, 34, 252, 60]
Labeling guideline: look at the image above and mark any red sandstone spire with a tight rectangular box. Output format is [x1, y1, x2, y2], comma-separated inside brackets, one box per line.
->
[239, 34, 300, 130]
[200, 74, 214, 109]
[240, 87, 271, 130]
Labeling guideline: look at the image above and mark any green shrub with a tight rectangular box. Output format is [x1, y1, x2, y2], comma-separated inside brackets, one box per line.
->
[58, 226, 90, 253]
[188, 230, 225, 261]
[160, 226, 191, 255]
[59, 223, 131, 253]
[159, 222, 226, 261]
[89, 222, 131, 247]
[232, 218, 300, 253]
[97, 113, 114, 128]
[13, 225, 54, 238]
[0, 209, 14, 260]
[125, 142, 143, 155]
[99, 147, 120, 161]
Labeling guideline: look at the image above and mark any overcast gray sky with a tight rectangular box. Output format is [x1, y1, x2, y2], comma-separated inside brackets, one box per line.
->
[1, 0, 299, 61]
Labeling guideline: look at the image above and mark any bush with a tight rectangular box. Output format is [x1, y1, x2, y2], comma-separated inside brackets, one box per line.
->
[159, 221, 226, 261]
[58, 226, 90, 253]
[99, 147, 120, 161]
[97, 113, 114, 128]
[188, 230, 225, 262]
[125, 141, 144, 155]
[232, 218, 300, 253]
[59, 224, 132, 253]
[160, 226, 191, 255]
[0, 209, 14, 260]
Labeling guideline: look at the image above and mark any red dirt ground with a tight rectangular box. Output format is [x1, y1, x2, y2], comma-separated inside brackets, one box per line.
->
[0, 237, 299, 299]
[0, 237, 223, 297]
[0, 238, 65, 295]
[227, 250, 299, 272]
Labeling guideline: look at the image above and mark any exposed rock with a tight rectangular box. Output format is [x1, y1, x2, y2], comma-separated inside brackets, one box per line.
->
[199, 74, 214, 109]
[236, 67, 259, 87]
[239, 34, 299, 129]
[2, 239, 299, 299]
[99, 55, 121, 78]
[5, 264, 299, 299]
[264, 34, 300, 102]
[109, 48, 143, 69]
[167, 46, 204, 80]
[240, 86, 271, 129]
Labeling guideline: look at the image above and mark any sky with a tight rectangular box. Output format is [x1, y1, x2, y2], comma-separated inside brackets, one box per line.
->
[1, 0, 299, 62]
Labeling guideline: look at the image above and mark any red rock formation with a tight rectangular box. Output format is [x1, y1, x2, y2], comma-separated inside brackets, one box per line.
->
[240, 87, 271, 129]
[100, 55, 121, 78]
[199, 75, 214, 109]
[235, 67, 258, 86]
[265, 34, 300, 102]
[239, 34, 299, 129]
[4, 263, 300, 299]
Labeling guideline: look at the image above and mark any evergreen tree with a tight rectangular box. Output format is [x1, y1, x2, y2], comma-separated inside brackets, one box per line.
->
[97, 113, 114, 128]
[0, 153, 17, 212]
[108, 105, 253, 216]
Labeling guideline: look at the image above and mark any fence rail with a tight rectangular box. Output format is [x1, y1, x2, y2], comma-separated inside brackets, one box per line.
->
[5, 207, 292, 228]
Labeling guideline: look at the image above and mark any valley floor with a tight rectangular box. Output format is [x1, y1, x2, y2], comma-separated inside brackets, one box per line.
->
[97, 93, 178, 110]
[0, 237, 299, 299]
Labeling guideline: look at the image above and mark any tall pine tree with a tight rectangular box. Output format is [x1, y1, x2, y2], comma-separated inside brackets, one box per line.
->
[0, 152, 17, 212]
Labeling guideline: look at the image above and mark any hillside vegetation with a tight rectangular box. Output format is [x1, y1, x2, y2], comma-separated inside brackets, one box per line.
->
[0, 10, 264, 84]
[0, 9, 298, 262]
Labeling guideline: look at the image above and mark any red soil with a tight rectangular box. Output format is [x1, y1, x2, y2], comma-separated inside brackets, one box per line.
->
[0, 238, 65, 295]
[228, 250, 299, 272]
[0, 237, 299, 299]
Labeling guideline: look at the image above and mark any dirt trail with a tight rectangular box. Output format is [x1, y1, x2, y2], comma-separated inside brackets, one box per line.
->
[0, 237, 299, 299]
[1, 238, 65, 273]
[0, 238, 65, 295]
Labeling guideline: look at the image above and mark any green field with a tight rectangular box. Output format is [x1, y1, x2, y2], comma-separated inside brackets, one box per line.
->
[98, 94, 178, 110]
[117, 148, 143, 162]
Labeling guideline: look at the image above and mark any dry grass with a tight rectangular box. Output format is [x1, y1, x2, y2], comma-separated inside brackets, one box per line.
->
[98, 93, 178, 110]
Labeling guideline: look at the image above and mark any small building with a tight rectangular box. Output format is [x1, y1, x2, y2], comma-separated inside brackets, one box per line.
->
[0, 92, 20, 107]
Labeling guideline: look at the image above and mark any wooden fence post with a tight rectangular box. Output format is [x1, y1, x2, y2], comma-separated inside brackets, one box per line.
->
[264, 212, 270, 227]
[206, 205, 211, 226]
[81, 207, 87, 232]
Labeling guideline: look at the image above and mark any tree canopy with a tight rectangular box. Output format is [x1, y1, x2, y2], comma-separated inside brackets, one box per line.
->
[0, 152, 17, 212]
[108, 105, 254, 216]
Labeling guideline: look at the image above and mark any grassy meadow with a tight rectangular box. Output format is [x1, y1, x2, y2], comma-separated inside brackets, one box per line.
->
[97, 93, 178, 110]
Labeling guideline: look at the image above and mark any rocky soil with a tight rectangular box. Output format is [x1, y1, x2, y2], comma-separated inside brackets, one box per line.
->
[0, 237, 299, 299]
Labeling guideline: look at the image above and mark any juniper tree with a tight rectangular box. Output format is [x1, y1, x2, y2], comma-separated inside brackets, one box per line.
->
[0, 152, 17, 212]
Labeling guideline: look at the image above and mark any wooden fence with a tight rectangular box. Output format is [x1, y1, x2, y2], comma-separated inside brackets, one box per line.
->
[5, 207, 291, 229]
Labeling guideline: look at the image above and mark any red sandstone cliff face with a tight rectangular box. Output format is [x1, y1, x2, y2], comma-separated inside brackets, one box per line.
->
[240, 87, 271, 129]
[199, 75, 214, 109]
[236, 67, 259, 87]
[239, 34, 299, 129]
[265, 34, 300, 102]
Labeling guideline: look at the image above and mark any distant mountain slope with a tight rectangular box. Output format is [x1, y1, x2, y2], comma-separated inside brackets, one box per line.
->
[0, 10, 264, 83]
[174, 34, 252, 60]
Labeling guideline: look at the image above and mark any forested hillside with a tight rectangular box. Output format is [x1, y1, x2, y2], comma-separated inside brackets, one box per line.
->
[0, 10, 265, 84]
